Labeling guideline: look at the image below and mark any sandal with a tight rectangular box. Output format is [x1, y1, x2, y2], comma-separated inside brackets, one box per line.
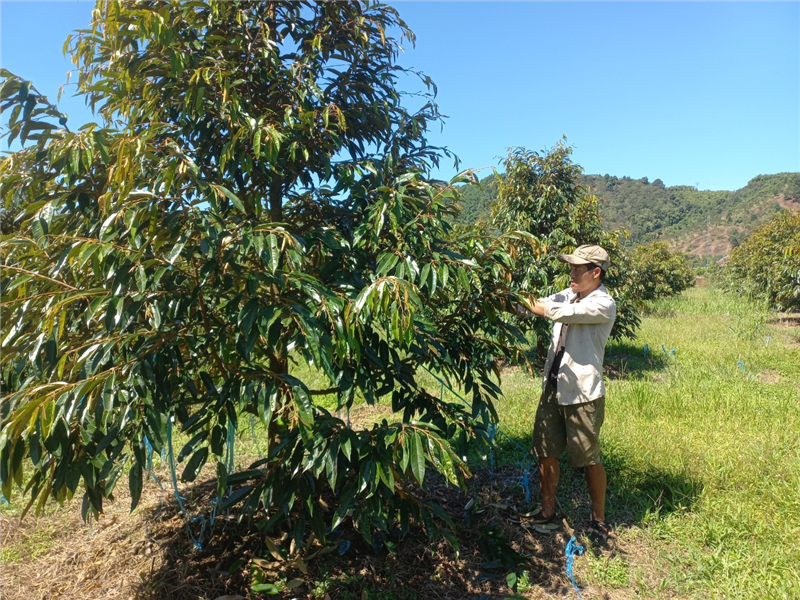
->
[525, 509, 562, 532]
[586, 519, 610, 544]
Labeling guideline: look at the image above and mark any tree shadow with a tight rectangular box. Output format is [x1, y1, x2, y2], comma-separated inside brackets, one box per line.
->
[604, 340, 673, 380]
[132, 460, 633, 600]
[550, 445, 703, 529]
[130, 427, 702, 600]
[488, 431, 703, 529]
[605, 449, 703, 528]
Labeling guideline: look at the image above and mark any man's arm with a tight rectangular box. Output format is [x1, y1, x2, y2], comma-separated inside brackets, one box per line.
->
[544, 294, 616, 324]
[517, 296, 547, 318]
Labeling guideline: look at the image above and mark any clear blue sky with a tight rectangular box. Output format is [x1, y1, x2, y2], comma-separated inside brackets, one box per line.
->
[1, 1, 798, 191]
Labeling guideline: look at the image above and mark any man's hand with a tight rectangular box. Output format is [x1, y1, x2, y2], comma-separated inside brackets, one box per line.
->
[519, 295, 546, 318]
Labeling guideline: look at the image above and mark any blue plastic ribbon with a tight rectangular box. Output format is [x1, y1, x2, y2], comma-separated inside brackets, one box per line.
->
[565, 535, 585, 598]
[166, 419, 207, 550]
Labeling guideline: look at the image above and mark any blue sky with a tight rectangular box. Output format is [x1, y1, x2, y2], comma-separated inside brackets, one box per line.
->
[1, 1, 798, 191]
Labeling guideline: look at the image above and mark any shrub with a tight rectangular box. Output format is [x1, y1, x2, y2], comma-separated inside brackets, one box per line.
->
[720, 211, 800, 311]
[628, 241, 695, 301]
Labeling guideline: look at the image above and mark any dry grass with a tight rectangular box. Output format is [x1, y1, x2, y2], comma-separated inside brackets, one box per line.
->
[2, 484, 165, 600]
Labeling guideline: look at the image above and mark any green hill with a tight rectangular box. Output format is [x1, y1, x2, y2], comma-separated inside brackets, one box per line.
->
[455, 172, 800, 260]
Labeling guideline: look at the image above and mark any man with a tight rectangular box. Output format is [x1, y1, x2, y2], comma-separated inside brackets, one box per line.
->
[523, 244, 616, 543]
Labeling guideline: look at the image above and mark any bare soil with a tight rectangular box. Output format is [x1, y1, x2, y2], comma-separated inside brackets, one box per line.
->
[775, 193, 800, 211]
[673, 194, 799, 260]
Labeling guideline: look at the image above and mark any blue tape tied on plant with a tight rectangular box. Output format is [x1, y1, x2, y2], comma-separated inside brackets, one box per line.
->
[507, 458, 535, 504]
[565, 535, 585, 599]
[166, 419, 207, 550]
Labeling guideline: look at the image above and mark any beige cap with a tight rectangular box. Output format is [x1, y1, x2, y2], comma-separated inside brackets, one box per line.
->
[557, 244, 610, 272]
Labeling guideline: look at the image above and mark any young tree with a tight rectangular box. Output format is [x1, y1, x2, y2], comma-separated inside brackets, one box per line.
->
[628, 241, 695, 301]
[491, 141, 641, 358]
[721, 211, 800, 311]
[0, 0, 539, 548]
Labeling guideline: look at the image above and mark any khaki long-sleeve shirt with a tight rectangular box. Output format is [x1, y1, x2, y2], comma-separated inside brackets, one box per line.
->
[539, 285, 616, 405]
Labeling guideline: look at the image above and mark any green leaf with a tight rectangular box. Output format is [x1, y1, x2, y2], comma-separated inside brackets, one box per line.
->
[181, 447, 209, 482]
[410, 432, 425, 486]
[399, 436, 411, 473]
[217, 184, 246, 214]
[167, 241, 185, 264]
[135, 265, 147, 293]
[268, 234, 279, 272]
[293, 384, 314, 435]
[420, 263, 430, 292]
[376, 251, 399, 276]
[129, 462, 143, 511]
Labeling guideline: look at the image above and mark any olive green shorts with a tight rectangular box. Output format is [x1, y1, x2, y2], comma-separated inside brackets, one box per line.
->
[531, 383, 605, 468]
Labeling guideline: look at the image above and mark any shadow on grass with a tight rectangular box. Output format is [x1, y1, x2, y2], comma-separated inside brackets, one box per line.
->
[604, 340, 673, 380]
[482, 428, 703, 534]
[603, 447, 702, 527]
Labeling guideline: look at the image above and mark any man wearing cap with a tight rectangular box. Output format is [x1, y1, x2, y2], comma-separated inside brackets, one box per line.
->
[522, 244, 616, 543]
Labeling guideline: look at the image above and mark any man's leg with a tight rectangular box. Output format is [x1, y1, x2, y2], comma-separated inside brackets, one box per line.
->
[531, 383, 566, 518]
[585, 462, 606, 523]
[539, 456, 560, 518]
[564, 397, 606, 523]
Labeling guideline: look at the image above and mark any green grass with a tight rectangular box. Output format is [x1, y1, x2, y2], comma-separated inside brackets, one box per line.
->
[493, 286, 800, 598]
[0, 519, 60, 562]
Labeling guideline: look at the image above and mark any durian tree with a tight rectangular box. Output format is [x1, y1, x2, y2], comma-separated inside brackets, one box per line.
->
[0, 0, 540, 549]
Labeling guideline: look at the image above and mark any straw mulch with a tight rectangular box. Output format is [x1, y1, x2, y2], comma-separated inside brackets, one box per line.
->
[1, 464, 626, 600]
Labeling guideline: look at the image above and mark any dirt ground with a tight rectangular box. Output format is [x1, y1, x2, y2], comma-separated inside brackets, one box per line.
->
[0, 460, 660, 600]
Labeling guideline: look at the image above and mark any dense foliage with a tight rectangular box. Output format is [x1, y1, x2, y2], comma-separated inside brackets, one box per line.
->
[0, 0, 541, 549]
[720, 211, 800, 311]
[628, 242, 695, 302]
[489, 143, 641, 358]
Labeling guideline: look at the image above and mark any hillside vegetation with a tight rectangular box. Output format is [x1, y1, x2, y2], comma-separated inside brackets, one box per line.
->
[457, 172, 800, 260]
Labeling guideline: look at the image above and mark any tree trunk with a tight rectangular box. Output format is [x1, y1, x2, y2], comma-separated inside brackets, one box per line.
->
[269, 182, 282, 223]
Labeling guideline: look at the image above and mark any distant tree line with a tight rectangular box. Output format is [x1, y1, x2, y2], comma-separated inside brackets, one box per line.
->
[455, 171, 800, 251]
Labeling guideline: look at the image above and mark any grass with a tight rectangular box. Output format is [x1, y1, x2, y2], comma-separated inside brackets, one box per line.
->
[492, 286, 800, 598]
[615, 290, 800, 599]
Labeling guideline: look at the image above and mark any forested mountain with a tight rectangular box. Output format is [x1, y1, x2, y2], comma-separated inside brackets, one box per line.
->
[456, 172, 800, 259]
